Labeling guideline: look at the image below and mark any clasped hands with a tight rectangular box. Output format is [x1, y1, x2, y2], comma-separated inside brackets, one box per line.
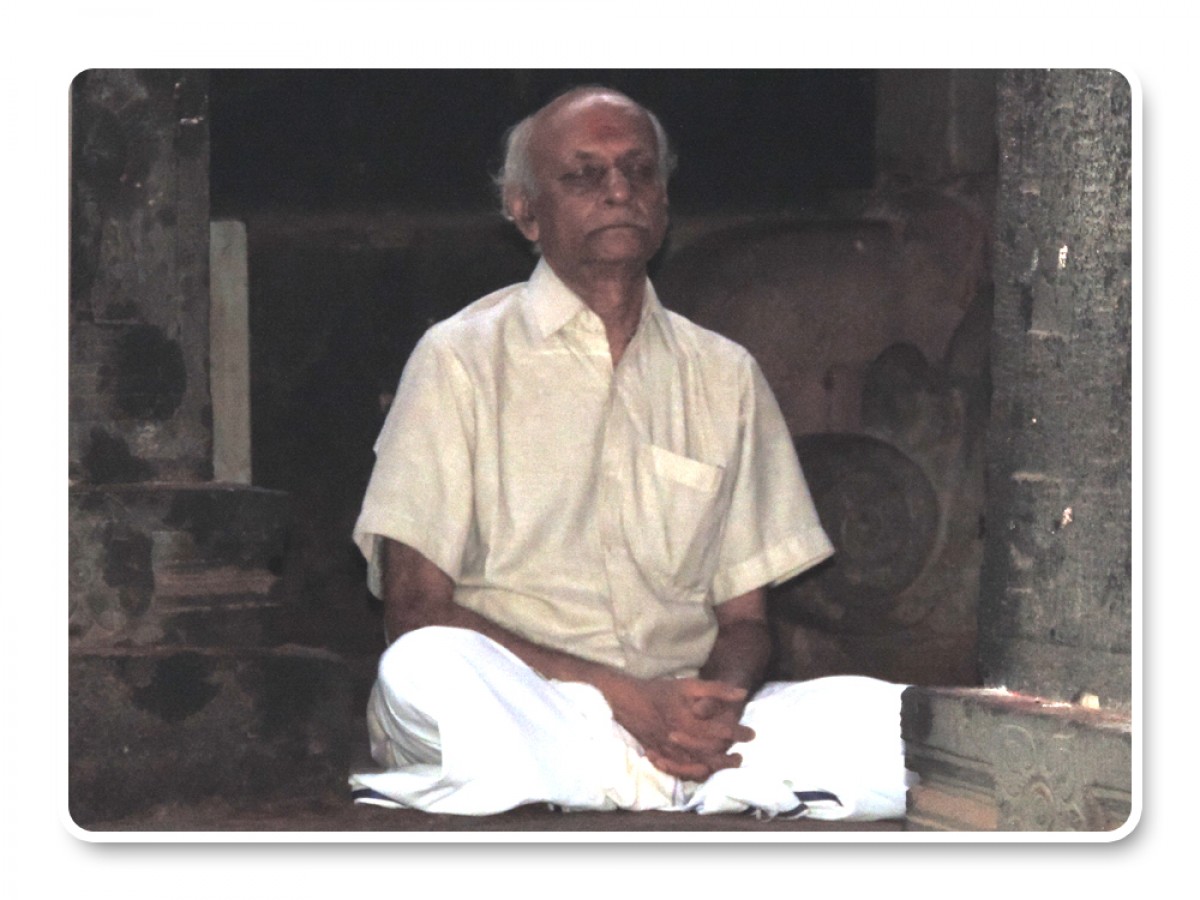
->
[616, 676, 755, 782]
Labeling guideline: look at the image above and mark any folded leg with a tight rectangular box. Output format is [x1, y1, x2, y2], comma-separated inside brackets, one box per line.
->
[350, 626, 682, 814]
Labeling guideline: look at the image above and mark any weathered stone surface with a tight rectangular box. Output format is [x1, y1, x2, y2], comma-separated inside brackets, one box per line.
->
[69, 645, 352, 827]
[70, 69, 213, 483]
[658, 221, 909, 437]
[69, 483, 289, 647]
[981, 69, 1133, 710]
[67, 71, 366, 830]
[902, 686, 1132, 832]
[876, 70, 998, 181]
[657, 196, 991, 436]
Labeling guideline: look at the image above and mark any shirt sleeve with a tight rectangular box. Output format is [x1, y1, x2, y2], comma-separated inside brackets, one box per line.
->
[710, 357, 834, 604]
[352, 330, 476, 597]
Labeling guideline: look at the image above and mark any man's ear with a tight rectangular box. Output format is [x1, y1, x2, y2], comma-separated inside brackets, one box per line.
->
[506, 189, 540, 243]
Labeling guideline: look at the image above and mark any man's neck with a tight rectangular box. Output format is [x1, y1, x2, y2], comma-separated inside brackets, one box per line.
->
[552, 259, 647, 366]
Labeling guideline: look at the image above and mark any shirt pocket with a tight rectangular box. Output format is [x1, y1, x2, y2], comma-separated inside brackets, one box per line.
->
[626, 443, 727, 595]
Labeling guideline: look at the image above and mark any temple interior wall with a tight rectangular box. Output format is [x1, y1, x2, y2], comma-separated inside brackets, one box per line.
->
[68, 69, 1132, 830]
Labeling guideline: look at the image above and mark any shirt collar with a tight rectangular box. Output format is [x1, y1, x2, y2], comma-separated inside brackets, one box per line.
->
[524, 258, 666, 340]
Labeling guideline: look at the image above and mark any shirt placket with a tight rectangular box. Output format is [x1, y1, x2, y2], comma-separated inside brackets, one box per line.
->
[597, 322, 651, 668]
[560, 311, 632, 665]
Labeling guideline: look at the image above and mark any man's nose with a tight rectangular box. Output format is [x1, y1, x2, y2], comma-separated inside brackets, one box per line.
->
[602, 167, 633, 203]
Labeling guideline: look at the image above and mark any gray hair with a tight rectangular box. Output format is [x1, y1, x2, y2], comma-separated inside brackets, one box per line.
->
[494, 88, 677, 221]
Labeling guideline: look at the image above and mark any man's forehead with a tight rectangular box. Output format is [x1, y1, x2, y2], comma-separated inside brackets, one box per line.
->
[534, 92, 658, 154]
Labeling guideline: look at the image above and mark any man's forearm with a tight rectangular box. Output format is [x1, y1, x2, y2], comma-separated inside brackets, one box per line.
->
[382, 539, 642, 706]
[699, 613, 772, 695]
[393, 588, 636, 694]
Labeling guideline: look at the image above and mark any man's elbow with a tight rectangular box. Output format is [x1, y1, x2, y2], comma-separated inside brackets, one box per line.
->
[379, 540, 459, 643]
[382, 600, 453, 645]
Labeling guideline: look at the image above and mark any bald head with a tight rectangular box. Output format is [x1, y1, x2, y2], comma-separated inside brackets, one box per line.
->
[495, 85, 672, 289]
[497, 87, 675, 220]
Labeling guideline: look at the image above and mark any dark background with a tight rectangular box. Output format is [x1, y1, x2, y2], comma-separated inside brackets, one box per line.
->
[210, 69, 876, 216]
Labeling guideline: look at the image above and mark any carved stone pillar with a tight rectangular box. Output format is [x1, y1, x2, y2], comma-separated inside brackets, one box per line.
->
[902, 69, 1134, 832]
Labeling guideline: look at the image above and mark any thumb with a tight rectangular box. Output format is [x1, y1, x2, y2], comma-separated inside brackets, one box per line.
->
[690, 696, 721, 718]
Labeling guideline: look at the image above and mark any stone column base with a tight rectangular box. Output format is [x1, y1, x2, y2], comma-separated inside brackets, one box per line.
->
[69, 645, 352, 828]
[901, 686, 1133, 832]
[69, 483, 290, 648]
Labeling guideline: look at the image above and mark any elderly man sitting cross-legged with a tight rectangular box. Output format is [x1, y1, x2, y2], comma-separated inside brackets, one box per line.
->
[349, 86, 915, 819]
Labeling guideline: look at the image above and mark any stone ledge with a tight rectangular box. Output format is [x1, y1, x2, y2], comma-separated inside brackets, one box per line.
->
[69, 483, 290, 647]
[901, 686, 1132, 832]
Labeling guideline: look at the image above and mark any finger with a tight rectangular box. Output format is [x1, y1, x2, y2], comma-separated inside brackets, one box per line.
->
[680, 679, 748, 703]
[670, 716, 755, 748]
[645, 749, 714, 782]
[646, 742, 707, 768]
[656, 746, 743, 779]
[708, 752, 743, 773]
[669, 723, 756, 754]
[731, 723, 756, 744]
[668, 729, 730, 755]
[689, 695, 751, 723]
[690, 696, 721, 719]
[660, 761, 713, 781]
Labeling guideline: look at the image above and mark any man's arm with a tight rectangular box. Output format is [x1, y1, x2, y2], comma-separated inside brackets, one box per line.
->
[700, 588, 772, 693]
[381, 537, 630, 686]
[380, 538, 754, 780]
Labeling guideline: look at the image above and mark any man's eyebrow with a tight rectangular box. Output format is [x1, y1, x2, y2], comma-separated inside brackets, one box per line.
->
[566, 148, 655, 163]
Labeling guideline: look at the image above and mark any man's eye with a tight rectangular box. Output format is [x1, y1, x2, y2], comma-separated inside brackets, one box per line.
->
[562, 166, 607, 188]
[559, 161, 659, 191]
[627, 162, 658, 184]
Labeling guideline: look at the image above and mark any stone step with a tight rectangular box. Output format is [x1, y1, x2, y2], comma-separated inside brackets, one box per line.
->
[69, 644, 353, 828]
[900, 686, 1133, 832]
[69, 483, 290, 648]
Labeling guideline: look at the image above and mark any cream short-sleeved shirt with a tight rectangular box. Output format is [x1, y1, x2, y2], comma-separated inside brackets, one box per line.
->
[354, 259, 833, 679]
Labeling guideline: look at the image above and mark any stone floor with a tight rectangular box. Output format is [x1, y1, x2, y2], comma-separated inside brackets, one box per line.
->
[78, 792, 905, 834]
[79, 712, 904, 835]
[72, 688, 906, 837]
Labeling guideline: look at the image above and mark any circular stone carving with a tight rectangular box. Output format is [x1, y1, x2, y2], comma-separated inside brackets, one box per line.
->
[1017, 777, 1059, 831]
[771, 433, 940, 634]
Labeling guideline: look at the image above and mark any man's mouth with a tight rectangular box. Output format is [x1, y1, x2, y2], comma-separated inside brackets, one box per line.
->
[593, 223, 646, 234]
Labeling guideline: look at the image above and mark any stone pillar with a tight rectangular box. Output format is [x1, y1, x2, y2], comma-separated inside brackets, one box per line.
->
[71, 70, 214, 484]
[901, 70, 1133, 832]
[980, 70, 1133, 709]
[68, 71, 349, 827]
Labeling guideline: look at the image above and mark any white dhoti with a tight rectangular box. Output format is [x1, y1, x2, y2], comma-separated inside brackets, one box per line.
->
[349, 627, 916, 820]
